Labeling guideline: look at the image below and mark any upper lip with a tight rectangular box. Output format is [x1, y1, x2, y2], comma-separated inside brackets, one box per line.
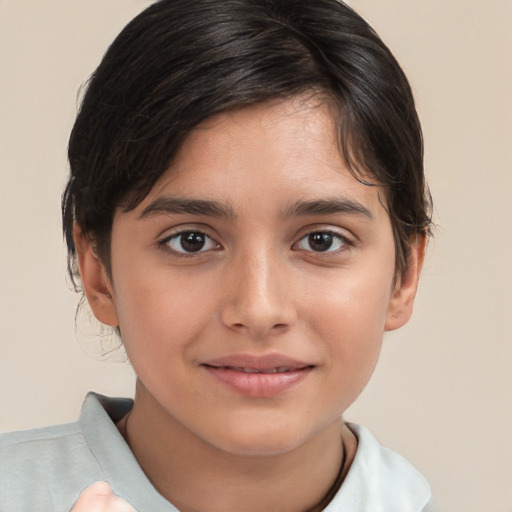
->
[202, 353, 313, 371]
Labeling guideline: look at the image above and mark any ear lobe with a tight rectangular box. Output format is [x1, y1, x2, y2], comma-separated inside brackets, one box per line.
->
[73, 224, 119, 327]
[385, 233, 427, 332]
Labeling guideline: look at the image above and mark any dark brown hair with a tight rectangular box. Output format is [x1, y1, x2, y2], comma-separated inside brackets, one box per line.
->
[63, 0, 431, 286]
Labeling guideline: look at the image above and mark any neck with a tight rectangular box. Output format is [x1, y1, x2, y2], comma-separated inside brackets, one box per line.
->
[118, 380, 356, 512]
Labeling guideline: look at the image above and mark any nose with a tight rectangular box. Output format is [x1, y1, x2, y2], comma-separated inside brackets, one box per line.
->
[220, 248, 297, 339]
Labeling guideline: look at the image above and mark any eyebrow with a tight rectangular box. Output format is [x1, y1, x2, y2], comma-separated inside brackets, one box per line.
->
[283, 198, 373, 219]
[139, 195, 372, 221]
[139, 196, 236, 219]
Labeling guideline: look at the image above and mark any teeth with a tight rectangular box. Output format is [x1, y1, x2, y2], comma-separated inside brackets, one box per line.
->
[229, 366, 292, 374]
[242, 367, 261, 373]
[217, 365, 304, 373]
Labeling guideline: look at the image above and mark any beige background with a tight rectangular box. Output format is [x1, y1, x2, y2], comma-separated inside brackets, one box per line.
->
[1, 1, 511, 511]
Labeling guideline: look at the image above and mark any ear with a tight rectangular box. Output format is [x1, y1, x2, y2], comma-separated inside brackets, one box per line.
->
[385, 232, 427, 332]
[73, 224, 119, 327]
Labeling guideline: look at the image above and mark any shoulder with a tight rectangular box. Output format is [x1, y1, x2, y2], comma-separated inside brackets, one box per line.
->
[0, 420, 93, 471]
[325, 423, 433, 512]
[0, 422, 101, 511]
[0, 393, 130, 511]
[1, 420, 80, 446]
[0, 392, 129, 474]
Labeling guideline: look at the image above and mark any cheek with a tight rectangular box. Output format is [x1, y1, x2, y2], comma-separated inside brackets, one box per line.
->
[305, 266, 392, 337]
[304, 270, 392, 392]
[112, 269, 218, 363]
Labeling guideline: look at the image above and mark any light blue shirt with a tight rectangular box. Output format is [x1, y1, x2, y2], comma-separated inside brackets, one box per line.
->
[0, 393, 434, 511]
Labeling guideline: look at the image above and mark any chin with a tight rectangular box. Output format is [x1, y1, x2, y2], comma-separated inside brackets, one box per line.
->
[204, 419, 314, 457]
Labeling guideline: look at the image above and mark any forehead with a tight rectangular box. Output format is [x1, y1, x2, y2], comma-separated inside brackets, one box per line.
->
[136, 97, 389, 223]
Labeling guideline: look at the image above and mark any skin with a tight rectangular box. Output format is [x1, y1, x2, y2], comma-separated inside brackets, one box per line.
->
[72, 482, 136, 512]
[74, 96, 425, 512]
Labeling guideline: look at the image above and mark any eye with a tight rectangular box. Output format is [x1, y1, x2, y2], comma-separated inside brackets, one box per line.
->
[164, 231, 219, 254]
[295, 231, 347, 253]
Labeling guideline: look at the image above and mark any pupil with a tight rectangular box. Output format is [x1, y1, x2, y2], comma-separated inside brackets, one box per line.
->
[181, 232, 206, 252]
[309, 233, 333, 252]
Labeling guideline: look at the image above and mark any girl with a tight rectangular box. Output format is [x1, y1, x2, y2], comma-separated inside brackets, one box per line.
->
[0, 1, 433, 510]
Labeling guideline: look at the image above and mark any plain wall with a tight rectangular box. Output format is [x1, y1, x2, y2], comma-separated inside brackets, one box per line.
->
[1, 1, 511, 511]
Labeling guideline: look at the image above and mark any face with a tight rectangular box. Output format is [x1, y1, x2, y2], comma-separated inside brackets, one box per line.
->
[79, 96, 421, 456]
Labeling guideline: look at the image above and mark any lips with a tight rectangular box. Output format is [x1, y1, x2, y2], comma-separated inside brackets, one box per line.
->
[201, 354, 314, 397]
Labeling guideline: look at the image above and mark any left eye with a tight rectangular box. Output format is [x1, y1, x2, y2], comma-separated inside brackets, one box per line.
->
[165, 231, 219, 253]
[295, 231, 346, 253]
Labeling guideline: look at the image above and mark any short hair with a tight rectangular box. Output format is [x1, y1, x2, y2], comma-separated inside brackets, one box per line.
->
[62, 0, 432, 287]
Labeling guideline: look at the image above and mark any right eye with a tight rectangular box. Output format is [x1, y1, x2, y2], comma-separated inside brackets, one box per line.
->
[164, 231, 220, 254]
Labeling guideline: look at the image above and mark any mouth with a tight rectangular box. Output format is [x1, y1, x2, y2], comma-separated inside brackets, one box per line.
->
[204, 365, 312, 374]
[201, 354, 315, 397]
[202, 353, 313, 370]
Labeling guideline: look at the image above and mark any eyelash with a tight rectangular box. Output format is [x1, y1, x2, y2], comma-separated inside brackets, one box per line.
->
[158, 229, 353, 258]
[159, 230, 221, 258]
[293, 230, 352, 256]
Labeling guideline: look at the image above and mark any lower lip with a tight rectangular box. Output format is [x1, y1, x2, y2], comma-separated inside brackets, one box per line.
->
[202, 366, 313, 398]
